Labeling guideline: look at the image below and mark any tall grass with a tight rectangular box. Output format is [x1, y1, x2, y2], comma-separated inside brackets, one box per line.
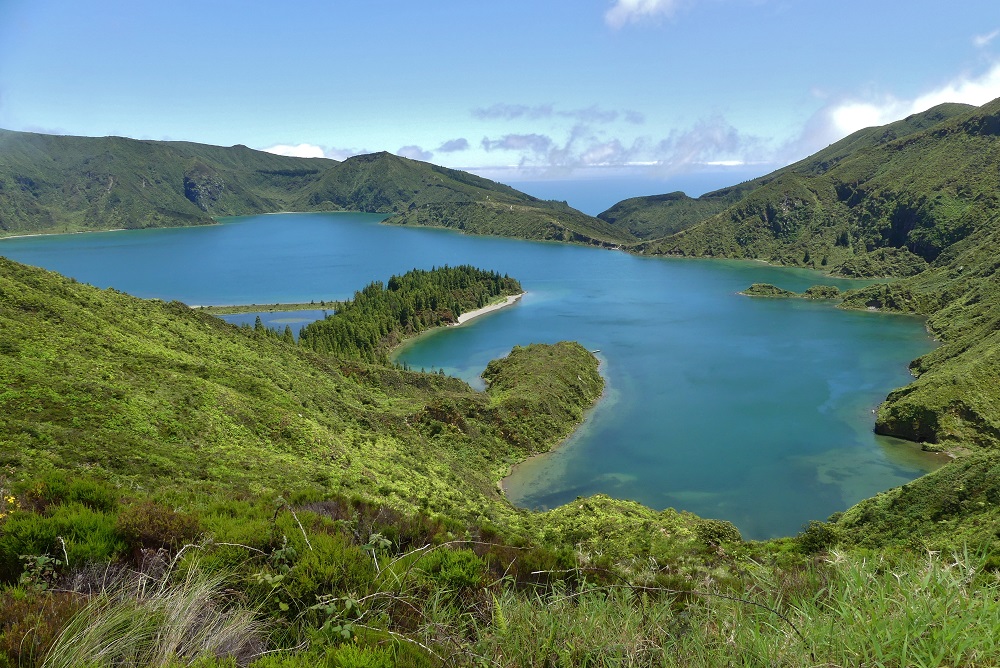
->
[468, 550, 1000, 667]
[41, 559, 266, 668]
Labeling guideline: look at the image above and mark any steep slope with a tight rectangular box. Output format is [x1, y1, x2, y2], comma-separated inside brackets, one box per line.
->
[599, 102, 973, 244]
[0, 129, 335, 235]
[0, 257, 602, 525]
[838, 219, 1000, 450]
[638, 100, 996, 276]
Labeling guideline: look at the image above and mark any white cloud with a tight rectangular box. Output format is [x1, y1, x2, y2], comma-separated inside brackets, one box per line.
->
[437, 138, 470, 152]
[974, 29, 999, 48]
[476, 116, 765, 178]
[396, 145, 434, 161]
[262, 143, 327, 159]
[605, 0, 683, 28]
[261, 143, 369, 161]
[788, 61, 1000, 158]
[325, 147, 368, 161]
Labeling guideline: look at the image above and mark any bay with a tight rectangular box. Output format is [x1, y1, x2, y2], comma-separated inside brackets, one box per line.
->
[0, 212, 943, 538]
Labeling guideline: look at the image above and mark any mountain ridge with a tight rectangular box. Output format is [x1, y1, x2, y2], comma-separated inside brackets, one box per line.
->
[0, 129, 631, 246]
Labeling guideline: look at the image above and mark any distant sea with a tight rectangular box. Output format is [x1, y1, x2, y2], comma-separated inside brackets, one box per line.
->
[505, 167, 768, 216]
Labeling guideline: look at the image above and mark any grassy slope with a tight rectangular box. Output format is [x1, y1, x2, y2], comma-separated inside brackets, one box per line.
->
[0, 257, 607, 529]
[0, 131, 633, 246]
[302, 151, 633, 245]
[0, 130, 336, 235]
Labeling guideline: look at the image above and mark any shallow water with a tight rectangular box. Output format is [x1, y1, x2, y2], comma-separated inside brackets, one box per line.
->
[0, 212, 944, 538]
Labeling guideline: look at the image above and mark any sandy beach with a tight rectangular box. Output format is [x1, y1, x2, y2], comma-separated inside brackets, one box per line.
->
[455, 292, 524, 325]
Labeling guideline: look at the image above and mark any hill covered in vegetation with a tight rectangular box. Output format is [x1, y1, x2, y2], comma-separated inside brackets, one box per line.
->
[629, 100, 995, 277]
[0, 130, 632, 246]
[599, 102, 975, 252]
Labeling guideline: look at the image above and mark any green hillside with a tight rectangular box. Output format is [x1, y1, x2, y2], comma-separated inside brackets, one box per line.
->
[300, 151, 633, 245]
[635, 100, 995, 276]
[0, 129, 336, 235]
[0, 131, 632, 246]
[0, 258, 602, 525]
[599, 102, 973, 244]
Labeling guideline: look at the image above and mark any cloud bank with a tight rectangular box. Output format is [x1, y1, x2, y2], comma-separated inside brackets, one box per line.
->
[788, 61, 1000, 158]
[261, 143, 327, 159]
[262, 143, 368, 161]
[437, 138, 470, 152]
[396, 145, 434, 161]
[478, 116, 767, 177]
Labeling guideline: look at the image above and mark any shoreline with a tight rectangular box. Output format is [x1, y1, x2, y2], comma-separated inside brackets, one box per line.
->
[388, 292, 525, 364]
[190, 302, 337, 314]
[499, 356, 608, 498]
[0, 228, 128, 242]
[455, 292, 524, 325]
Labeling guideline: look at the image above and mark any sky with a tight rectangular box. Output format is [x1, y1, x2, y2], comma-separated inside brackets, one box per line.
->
[1, 0, 999, 207]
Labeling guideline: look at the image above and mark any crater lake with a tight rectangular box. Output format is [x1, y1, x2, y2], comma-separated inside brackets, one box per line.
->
[0, 212, 943, 538]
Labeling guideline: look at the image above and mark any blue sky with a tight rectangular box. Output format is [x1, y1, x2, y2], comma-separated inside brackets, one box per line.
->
[2, 0, 999, 195]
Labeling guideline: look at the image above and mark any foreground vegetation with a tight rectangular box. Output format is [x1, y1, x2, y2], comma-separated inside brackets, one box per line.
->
[4, 469, 1000, 667]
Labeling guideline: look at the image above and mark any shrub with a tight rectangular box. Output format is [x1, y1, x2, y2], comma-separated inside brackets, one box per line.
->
[416, 547, 487, 592]
[0, 505, 123, 583]
[0, 589, 83, 667]
[115, 501, 201, 552]
[694, 519, 742, 547]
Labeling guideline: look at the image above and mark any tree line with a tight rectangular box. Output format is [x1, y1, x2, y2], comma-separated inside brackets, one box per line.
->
[253, 265, 522, 363]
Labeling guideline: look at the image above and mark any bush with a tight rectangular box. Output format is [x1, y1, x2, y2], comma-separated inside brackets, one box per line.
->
[416, 547, 487, 592]
[0, 589, 83, 667]
[694, 519, 742, 547]
[797, 520, 840, 554]
[17, 473, 119, 513]
[0, 505, 123, 583]
[115, 501, 201, 552]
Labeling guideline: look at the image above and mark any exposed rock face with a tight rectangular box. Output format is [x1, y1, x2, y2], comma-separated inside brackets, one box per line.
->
[183, 165, 225, 211]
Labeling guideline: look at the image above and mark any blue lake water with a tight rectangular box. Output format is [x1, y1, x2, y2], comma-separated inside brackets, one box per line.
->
[0, 212, 943, 538]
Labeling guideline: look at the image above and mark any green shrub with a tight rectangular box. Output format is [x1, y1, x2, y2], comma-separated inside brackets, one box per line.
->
[694, 519, 742, 547]
[17, 472, 119, 513]
[0, 505, 123, 583]
[416, 547, 487, 592]
[0, 589, 83, 667]
[115, 500, 201, 552]
[796, 520, 840, 554]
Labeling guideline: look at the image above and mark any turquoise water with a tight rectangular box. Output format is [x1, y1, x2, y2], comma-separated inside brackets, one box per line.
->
[0, 212, 943, 538]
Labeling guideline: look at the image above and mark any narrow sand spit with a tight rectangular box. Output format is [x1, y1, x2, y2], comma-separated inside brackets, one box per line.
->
[455, 292, 524, 325]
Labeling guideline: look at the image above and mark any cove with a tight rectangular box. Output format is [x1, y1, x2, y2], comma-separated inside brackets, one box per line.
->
[0, 212, 943, 538]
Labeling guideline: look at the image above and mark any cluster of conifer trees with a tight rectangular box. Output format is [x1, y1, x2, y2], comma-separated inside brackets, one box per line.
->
[292, 265, 521, 363]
